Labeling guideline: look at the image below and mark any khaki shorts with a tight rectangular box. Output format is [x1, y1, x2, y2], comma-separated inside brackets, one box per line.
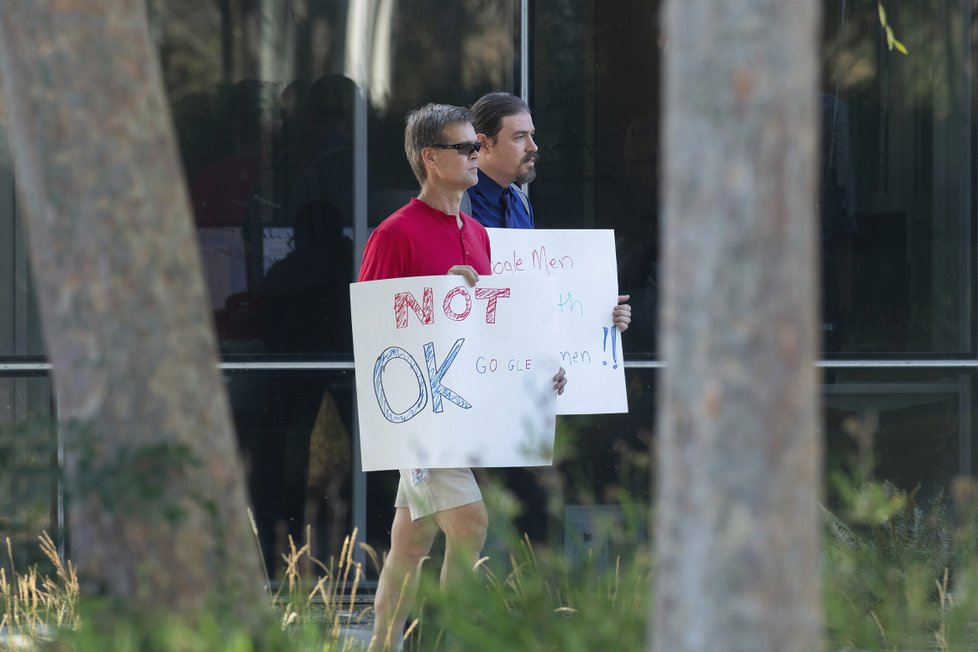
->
[395, 468, 483, 520]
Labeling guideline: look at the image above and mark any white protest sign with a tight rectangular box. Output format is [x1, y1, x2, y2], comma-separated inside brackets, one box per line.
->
[487, 228, 628, 415]
[351, 275, 561, 471]
[197, 228, 247, 309]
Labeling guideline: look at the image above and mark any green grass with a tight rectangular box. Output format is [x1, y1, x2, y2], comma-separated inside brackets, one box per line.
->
[5, 446, 978, 650]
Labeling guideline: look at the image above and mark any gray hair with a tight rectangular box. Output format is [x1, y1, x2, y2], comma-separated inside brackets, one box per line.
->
[404, 103, 472, 186]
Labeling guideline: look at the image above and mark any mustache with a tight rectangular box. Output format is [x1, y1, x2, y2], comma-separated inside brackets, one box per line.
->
[522, 152, 538, 164]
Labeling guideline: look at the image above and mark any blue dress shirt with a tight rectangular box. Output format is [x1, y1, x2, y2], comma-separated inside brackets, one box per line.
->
[466, 169, 534, 229]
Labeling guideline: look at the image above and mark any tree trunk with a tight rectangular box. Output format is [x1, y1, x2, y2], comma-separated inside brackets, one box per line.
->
[0, 1, 272, 625]
[653, 1, 822, 651]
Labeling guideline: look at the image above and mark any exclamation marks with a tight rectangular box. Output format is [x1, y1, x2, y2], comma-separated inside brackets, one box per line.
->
[602, 326, 619, 369]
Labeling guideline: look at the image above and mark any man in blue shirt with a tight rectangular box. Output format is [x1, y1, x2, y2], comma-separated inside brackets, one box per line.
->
[466, 92, 537, 229]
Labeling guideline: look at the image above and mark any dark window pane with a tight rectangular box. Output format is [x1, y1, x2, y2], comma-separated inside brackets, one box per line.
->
[824, 368, 973, 502]
[158, 1, 517, 360]
[821, 1, 973, 355]
[532, 1, 660, 356]
[0, 374, 56, 568]
[0, 122, 45, 359]
[226, 369, 357, 577]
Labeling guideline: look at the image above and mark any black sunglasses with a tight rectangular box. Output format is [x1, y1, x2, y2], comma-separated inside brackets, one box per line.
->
[430, 141, 482, 156]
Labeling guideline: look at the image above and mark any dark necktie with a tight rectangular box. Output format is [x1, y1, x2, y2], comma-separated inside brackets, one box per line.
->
[501, 187, 516, 228]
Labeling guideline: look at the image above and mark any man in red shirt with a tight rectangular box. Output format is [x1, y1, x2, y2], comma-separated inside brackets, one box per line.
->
[359, 103, 565, 651]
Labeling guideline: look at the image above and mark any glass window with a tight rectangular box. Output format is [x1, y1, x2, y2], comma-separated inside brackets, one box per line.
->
[0, 374, 56, 567]
[532, 0, 660, 357]
[225, 368, 356, 573]
[823, 368, 974, 502]
[157, 0, 519, 360]
[821, 1, 973, 356]
[0, 113, 45, 359]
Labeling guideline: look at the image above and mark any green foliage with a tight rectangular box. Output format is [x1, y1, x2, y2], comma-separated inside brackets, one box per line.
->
[403, 478, 650, 652]
[12, 412, 978, 650]
[57, 604, 289, 652]
[0, 418, 58, 549]
[1, 528, 365, 652]
[877, 2, 909, 55]
[68, 420, 203, 525]
[408, 539, 650, 652]
[823, 416, 978, 651]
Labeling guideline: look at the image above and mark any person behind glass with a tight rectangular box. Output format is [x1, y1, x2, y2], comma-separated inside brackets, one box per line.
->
[358, 103, 567, 652]
[467, 91, 632, 330]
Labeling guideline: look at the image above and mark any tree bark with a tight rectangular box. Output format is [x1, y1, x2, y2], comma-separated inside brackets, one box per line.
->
[653, 1, 822, 651]
[0, 1, 272, 625]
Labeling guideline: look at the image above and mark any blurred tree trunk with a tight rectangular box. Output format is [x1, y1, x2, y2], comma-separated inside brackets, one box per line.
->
[0, 1, 272, 627]
[653, 1, 822, 651]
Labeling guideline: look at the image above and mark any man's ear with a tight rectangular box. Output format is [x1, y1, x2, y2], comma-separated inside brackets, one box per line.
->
[476, 133, 490, 150]
[422, 147, 436, 163]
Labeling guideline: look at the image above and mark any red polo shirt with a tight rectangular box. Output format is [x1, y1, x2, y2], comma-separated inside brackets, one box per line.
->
[358, 198, 492, 282]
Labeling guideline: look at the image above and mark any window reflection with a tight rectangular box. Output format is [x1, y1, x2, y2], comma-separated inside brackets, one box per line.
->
[159, 0, 518, 360]
[532, 0, 660, 356]
[0, 115, 44, 358]
[821, 0, 973, 355]
[227, 369, 355, 574]
[824, 369, 973, 504]
[0, 375, 56, 568]
[174, 75, 356, 359]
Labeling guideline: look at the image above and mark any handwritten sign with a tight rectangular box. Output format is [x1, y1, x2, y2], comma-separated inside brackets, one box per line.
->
[351, 275, 561, 471]
[262, 227, 294, 272]
[487, 228, 627, 415]
[197, 228, 247, 310]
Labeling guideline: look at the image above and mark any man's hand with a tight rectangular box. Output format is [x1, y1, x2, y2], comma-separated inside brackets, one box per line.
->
[613, 294, 632, 332]
[448, 265, 479, 287]
[553, 367, 567, 396]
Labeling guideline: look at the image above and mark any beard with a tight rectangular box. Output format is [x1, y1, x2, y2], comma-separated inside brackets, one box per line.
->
[514, 154, 538, 185]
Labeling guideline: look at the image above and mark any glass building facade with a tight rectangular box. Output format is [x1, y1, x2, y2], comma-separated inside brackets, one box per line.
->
[1, 1, 975, 577]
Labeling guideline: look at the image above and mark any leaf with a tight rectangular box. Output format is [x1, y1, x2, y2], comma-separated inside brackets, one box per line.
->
[879, 2, 909, 55]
